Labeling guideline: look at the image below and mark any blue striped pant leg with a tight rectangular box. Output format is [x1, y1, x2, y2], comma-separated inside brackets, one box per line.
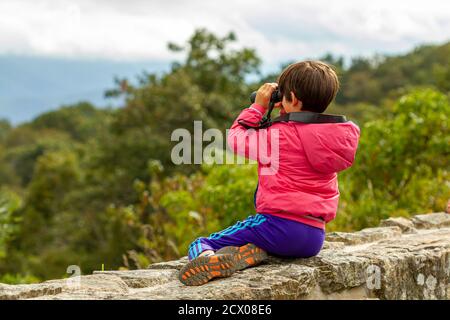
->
[187, 214, 268, 261]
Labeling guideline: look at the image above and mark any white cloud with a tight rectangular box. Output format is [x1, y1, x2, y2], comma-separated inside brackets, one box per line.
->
[0, 0, 449, 68]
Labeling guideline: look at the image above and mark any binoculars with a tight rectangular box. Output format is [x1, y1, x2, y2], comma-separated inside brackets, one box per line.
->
[250, 90, 282, 105]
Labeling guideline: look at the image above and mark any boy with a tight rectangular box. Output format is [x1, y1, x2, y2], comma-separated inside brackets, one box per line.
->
[179, 61, 360, 286]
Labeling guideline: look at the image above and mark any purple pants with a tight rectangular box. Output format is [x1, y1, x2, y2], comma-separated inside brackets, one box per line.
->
[188, 213, 325, 261]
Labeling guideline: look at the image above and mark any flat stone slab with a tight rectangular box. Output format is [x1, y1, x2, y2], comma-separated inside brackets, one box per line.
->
[93, 269, 178, 288]
[147, 257, 189, 270]
[412, 212, 450, 229]
[325, 226, 402, 245]
[0, 282, 63, 300]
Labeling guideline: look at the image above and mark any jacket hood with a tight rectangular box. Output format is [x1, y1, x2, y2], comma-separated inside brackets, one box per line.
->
[295, 121, 360, 174]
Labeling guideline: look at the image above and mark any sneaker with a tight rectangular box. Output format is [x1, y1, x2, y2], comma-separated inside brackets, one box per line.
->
[179, 253, 236, 286]
[215, 243, 268, 271]
[179, 243, 267, 286]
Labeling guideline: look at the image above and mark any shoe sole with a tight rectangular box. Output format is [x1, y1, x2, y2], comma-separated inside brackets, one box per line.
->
[179, 244, 268, 286]
[179, 254, 237, 286]
[215, 243, 268, 271]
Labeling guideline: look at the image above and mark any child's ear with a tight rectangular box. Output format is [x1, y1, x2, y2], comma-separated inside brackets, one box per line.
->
[290, 91, 299, 106]
[290, 91, 303, 110]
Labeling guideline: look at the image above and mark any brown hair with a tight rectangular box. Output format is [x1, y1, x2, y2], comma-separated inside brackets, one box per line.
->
[277, 60, 339, 113]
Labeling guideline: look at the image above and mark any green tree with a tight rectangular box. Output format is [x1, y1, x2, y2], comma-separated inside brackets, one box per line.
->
[0, 188, 21, 260]
[96, 28, 261, 205]
[0, 119, 11, 144]
[332, 88, 450, 230]
[29, 102, 112, 142]
[4, 150, 82, 279]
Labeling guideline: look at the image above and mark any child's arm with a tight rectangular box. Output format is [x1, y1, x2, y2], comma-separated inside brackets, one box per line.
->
[227, 103, 267, 161]
[227, 83, 278, 161]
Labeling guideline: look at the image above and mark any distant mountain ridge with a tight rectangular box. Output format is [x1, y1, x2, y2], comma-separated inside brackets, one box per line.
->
[0, 55, 169, 124]
[1, 41, 449, 124]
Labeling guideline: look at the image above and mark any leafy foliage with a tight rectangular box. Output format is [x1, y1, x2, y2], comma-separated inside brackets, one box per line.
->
[331, 89, 450, 231]
[335, 42, 450, 105]
[0, 189, 21, 259]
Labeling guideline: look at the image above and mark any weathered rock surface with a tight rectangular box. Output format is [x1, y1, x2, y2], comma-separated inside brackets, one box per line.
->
[1, 212, 449, 300]
[379, 216, 417, 233]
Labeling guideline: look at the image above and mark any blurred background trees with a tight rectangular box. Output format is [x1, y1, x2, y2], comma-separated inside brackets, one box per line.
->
[0, 28, 449, 282]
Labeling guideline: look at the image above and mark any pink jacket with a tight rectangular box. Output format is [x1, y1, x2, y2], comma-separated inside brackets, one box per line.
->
[228, 103, 360, 229]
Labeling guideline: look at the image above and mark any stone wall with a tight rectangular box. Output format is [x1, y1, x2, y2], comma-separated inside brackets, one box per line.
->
[1, 212, 450, 300]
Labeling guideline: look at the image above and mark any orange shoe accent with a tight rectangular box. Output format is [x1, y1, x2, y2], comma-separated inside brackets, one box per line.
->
[243, 250, 252, 257]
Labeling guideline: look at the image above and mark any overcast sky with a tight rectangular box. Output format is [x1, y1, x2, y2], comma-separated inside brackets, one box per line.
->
[1, 0, 450, 69]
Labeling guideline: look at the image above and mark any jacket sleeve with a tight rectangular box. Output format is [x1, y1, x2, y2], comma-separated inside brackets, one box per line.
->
[227, 103, 271, 162]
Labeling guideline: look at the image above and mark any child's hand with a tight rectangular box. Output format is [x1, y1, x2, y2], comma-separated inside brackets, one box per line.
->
[255, 83, 278, 109]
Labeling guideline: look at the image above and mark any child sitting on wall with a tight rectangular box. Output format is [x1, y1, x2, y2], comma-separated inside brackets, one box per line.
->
[180, 61, 360, 286]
